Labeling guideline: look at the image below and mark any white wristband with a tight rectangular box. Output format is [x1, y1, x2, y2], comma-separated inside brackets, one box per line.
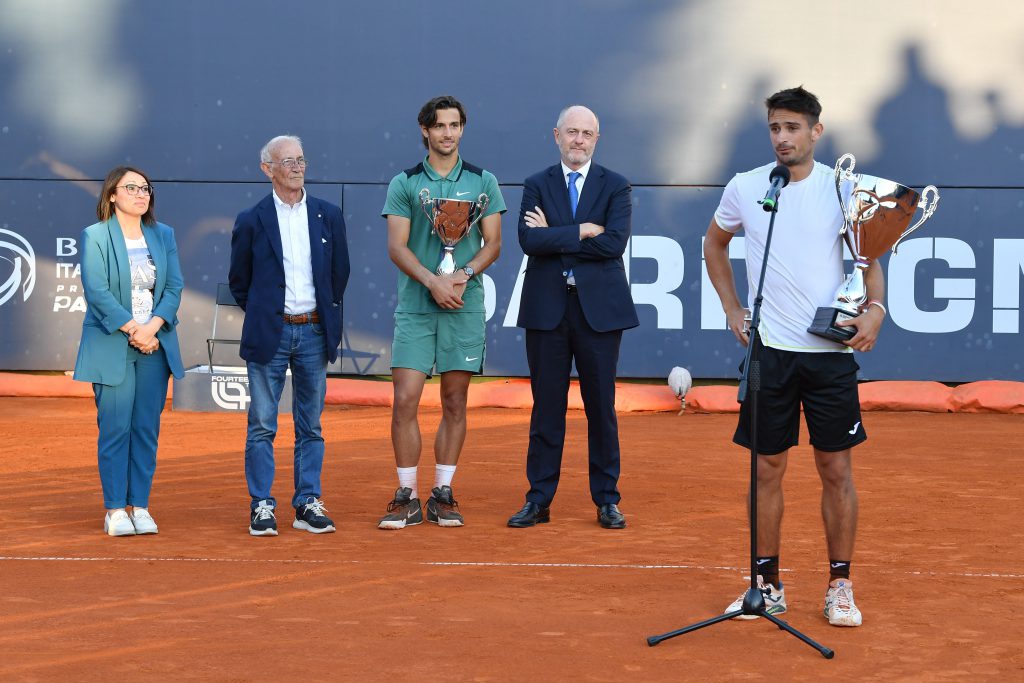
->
[868, 300, 887, 317]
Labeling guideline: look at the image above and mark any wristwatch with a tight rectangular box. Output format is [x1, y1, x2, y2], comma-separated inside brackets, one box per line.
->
[461, 266, 475, 279]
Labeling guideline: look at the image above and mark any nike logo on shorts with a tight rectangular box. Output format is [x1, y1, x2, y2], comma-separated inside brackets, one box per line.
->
[848, 422, 861, 435]
[465, 356, 479, 362]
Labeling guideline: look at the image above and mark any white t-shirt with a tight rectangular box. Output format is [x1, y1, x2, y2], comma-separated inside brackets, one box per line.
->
[125, 235, 156, 324]
[714, 161, 849, 352]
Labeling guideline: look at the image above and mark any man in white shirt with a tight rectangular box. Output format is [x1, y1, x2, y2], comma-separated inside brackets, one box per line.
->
[229, 135, 350, 537]
[704, 87, 885, 627]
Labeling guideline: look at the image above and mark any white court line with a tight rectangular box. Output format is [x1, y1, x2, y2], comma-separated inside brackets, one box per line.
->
[1, 556, 1023, 579]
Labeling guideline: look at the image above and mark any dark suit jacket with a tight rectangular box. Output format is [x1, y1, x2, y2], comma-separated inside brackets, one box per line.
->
[228, 193, 350, 365]
[74, 218, 185, 385]
[516, 163, 638, 332]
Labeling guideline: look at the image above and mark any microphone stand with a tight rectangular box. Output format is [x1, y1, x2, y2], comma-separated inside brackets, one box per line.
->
[647, 192, 834, 659]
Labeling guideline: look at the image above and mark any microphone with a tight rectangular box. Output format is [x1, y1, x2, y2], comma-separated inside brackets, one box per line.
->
[758, 164, 791, 212]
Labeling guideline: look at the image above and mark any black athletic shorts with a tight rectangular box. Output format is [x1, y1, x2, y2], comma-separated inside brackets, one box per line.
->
[733, 338, 866, 455]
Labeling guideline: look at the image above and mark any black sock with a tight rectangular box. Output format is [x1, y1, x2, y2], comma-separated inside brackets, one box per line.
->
[829, 560, 851, 581]
[756, 556, 780, 588]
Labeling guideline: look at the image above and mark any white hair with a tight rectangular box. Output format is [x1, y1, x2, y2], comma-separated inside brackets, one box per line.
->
[260, 135, 303, 163]
[555, 105, 600, 131]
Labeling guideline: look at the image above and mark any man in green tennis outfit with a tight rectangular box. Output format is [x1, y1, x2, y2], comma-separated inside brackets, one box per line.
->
[378, 95, 506, 529]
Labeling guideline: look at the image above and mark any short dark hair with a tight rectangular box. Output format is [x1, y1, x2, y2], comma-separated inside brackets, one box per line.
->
[765, 86, 822, 125]
[417, 95, 467, 149]
[96, 166, 157, 226]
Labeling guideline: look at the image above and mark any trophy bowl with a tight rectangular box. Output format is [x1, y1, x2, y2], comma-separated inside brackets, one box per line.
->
[807, 153, 940, 342]
[418, 189, 490, 275]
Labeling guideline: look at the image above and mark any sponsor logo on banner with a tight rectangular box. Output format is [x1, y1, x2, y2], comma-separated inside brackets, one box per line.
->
[211, 374, 251, 410]
[0, 229, 36, 308]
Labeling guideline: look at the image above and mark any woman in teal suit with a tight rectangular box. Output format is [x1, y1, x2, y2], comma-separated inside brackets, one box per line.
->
[74, 166, 185, 536]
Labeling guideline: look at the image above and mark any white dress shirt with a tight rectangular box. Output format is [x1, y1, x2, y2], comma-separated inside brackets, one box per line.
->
[561, 159, 592, 285]
[273, 188, 317, 315]
[561, 159, 592, 205]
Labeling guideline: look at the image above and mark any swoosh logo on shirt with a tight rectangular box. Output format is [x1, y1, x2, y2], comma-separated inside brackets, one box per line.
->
[456, 191, 471, 197]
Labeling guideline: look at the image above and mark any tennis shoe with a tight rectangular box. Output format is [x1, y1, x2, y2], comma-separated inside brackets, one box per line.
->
[426, 485, 464, 527]
[725, 575, 787, 620]
[129, 508, 159, 534]
[824, 579, 862, 627]
[378, 487, 423, 530]
[104, 509, 136, 537]
[249, 500, 278, 536]
[293, 497, 336, 534]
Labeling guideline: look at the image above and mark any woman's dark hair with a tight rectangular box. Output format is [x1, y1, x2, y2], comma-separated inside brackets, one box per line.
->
[96, 165, 156, 225]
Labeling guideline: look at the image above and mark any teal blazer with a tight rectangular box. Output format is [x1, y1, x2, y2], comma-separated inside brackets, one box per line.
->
[73, 217, 185, 386]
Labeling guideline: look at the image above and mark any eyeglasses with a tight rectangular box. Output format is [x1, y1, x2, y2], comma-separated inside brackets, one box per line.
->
[117, 183, 154, 197]
[266, 157, 308, 169]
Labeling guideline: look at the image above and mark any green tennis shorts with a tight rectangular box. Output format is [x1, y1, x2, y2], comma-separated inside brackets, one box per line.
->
[391, 311, 486, 376]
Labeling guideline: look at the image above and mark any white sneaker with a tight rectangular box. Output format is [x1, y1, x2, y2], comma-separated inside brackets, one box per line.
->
[104, 510, 136, 537]
[725, 575, 787, 620]
[824, 579, 862, 627]
[129, 508, 159, 535]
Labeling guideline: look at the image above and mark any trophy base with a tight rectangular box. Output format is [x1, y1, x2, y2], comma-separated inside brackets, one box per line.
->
[807, 306, 857, 342]
[436, 249, 457, 276]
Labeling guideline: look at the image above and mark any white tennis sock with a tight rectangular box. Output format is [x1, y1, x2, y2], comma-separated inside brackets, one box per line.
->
[435, 464, 457, 489]
[397, 466, 418, 499]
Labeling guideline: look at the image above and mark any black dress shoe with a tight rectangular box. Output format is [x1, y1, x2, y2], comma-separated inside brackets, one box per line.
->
[597, 503, 626, 529]
[507, 501, 550, 528]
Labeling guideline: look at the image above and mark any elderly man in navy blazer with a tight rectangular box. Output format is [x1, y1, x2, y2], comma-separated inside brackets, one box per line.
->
[229, 134, 350, 537]
[508, 105, 639, 530]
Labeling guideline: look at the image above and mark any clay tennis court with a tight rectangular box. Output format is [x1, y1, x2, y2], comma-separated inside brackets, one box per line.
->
[1, 397, 1022, 680]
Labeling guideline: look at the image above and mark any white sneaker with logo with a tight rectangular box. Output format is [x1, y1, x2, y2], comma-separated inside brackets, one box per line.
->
[725, 575, 787, 619]
[824, 579, 863, 627]
[129, 508, 159, 534]
[104, 509, 136, 537]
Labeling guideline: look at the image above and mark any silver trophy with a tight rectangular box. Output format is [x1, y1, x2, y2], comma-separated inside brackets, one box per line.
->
[808, 153, 940, 342]
[418, 188, 490, 275]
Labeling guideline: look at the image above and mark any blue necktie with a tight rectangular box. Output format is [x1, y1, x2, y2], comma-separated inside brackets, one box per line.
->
[568, 171, 581, 217]
[567, 172, 581, 285]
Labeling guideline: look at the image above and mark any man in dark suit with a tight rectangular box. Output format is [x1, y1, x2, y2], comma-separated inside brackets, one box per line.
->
[229, 134, 350, 537]
[507, 105, 638, 530]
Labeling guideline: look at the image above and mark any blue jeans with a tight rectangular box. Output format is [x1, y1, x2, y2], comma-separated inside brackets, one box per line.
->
[245, 321, 328, 510]
[93, 346, 171, 509]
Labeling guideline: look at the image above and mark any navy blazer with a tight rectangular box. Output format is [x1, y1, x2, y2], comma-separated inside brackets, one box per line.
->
[74, 218, 185, 386]
[228, 193, 350, 365]
[516, 163, 639, 332]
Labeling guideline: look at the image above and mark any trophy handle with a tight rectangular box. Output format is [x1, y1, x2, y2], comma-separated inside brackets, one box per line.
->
[834, 154, 856, 234]
[418, 188, 434, 223]
[466, 193, 491, 230]
[892, 185, 940, 255]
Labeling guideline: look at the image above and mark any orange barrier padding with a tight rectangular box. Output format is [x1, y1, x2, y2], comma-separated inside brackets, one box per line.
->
[858, 380, 954, 413]
[325, 378, 392, 406]
[4, 372, 1024, 414]
[686, 385, 742, 413]
[614, 383, 681, 412]
[467, 379, 533, 409]
[951, 380, 1024, 414]
[0, 373, 94, 398]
